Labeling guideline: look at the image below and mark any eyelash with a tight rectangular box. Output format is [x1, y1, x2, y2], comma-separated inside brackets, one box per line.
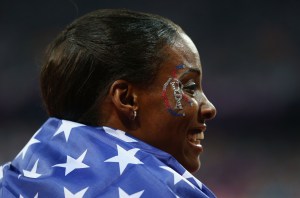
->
[183, 80, 197, 95]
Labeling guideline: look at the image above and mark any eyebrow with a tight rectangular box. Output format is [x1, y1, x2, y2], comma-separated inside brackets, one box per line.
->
[178, 67, 201, 79]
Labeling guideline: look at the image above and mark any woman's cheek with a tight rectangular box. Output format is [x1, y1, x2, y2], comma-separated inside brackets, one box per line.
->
[161, 78, 186, 117]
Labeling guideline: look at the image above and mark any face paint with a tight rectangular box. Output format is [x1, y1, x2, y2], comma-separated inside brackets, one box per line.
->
[170, 79, 183, 109]
[161, 64, 187, 117]
[162, 78, 185, 116]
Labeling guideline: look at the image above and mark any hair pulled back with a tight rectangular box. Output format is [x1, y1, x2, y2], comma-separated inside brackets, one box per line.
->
[40, 9, 180, 125]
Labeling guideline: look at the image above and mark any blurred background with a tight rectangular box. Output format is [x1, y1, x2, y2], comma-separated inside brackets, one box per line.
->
[0, 0, 299, 197]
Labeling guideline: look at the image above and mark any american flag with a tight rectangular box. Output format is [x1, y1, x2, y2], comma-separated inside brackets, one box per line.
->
[0, 118, 216, 198]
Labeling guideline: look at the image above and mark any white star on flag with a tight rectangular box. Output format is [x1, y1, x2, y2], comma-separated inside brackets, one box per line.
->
[23, 159, 41, 178]
[53, 150, 89, 176]
[53, 120, 84, 142]
[19, 194, 38, 198]
[0, 166, 3, 180]
[104, 145, 143, 175]
[17, 129, 41, 159]
[103, 127, 137, 142]
[118, 188, 144, 198]
[160, 166, 194, 188]
[64, 187, 88, 198]
[182, 170, 203, 189]
[19, 193, 38, 198]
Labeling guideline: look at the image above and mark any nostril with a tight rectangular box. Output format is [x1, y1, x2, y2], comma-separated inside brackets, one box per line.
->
[200, 103, 217, 120]
[207, 107, 217, 120]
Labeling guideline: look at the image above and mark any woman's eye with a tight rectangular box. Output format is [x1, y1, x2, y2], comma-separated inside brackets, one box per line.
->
[183, 80, 197, 95]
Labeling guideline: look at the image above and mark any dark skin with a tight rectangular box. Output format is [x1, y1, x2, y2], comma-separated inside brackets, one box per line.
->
[100, 32, 216, 173]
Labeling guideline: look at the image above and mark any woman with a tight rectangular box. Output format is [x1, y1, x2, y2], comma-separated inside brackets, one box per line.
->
[0, 9, 216, 197]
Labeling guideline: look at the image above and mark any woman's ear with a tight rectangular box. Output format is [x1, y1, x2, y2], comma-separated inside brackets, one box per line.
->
[109, 80, 138, 120]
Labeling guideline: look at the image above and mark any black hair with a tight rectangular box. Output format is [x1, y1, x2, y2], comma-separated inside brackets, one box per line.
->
[40, 9, 181, 125]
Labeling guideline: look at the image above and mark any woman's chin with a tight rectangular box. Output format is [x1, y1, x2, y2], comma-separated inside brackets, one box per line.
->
[181, 157, 201, 173]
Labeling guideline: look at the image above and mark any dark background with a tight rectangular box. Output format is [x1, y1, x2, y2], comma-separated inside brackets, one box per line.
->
[0, 0, 299, 197]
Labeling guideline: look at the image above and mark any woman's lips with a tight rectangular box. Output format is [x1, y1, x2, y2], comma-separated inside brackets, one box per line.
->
[187, 132, 204, 152]
[188, 132, 204, 142]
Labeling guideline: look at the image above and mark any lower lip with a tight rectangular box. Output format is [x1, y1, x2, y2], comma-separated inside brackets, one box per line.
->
[187, 139, 203, 154]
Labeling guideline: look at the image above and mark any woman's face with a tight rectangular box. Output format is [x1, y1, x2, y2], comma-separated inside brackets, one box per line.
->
[134, 32, 216, 173]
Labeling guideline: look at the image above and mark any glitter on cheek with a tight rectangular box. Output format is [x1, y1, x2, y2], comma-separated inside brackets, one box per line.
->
[160, 64, 188, 117]
[171, 69, 177, 78]
[161, 77, 185, 117]
[176, 65, 185, 70]
[168, 109, 185, 117]
[162, 90, 171, 108]
[172, 64, 185, 78]
[170, 79, 184, 110]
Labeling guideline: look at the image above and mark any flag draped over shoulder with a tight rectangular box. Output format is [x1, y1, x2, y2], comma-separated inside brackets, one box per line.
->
[0, 118, 216, 198]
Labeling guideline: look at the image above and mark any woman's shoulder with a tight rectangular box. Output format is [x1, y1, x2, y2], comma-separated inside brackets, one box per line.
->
[1, 118, 215, 197]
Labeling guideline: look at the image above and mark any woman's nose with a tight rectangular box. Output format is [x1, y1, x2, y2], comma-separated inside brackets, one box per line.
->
[199, 94, 217, 121]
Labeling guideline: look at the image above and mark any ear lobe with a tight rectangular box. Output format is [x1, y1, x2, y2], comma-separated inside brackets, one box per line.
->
[109, 80, 137, 118]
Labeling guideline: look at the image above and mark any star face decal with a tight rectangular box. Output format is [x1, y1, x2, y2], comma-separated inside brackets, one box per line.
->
[103, 127, 137, 142]
[53, 120, 84, 142]
[64, 187, 88, 198]
[23, 159, 42, 178]
[118, 188, 144, 198]
[104, 145, 143, 175]
[160, 166, 194, 188]
[182, 170, 203, 189]
[53, 150, 89, 176]
[16, 129, 41, 159]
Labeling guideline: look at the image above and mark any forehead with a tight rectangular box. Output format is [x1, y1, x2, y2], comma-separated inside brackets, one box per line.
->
[160, 32, 202, 75]
[174, 32, 200, 59]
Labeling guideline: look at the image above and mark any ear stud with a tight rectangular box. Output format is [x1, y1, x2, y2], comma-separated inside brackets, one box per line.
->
[132, 110, 137, 120]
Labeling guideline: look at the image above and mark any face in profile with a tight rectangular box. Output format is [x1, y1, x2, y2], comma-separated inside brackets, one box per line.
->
[134, 32, 217, 173]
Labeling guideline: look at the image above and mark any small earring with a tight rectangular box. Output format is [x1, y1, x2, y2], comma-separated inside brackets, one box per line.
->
[132, 110, 137, 120]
